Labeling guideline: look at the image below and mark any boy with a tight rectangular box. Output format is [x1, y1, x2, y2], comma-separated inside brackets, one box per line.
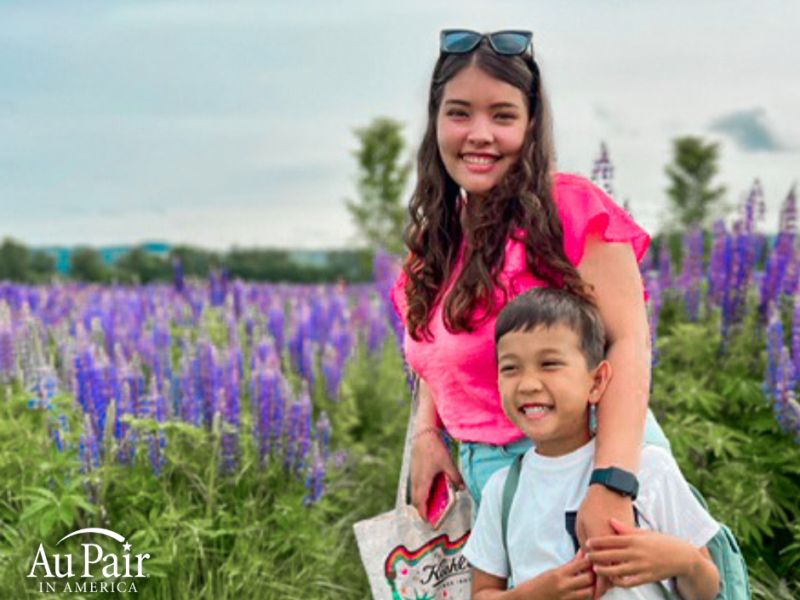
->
[463, 288, 721, 599]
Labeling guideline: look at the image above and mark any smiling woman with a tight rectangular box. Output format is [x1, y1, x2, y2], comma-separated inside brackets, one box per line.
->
[388, 29, 671, 598]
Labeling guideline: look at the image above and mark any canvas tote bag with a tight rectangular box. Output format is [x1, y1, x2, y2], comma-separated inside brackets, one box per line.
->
[353, 392, 473, 599]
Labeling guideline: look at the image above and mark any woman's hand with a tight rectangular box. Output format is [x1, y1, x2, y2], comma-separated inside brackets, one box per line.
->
[589, 519, 720, 600]
[576, 484, 635, 598]
[588, 519, 694, 586]
[410, 430, 464, 521]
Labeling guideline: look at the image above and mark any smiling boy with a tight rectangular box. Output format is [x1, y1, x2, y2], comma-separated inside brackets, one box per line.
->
[462, 287, 721, 599]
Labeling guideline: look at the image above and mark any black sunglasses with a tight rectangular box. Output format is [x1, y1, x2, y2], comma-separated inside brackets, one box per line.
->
[440, 29, 533, 56]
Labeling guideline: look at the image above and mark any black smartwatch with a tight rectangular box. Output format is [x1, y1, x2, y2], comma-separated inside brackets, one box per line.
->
[590, 467, 639, 500]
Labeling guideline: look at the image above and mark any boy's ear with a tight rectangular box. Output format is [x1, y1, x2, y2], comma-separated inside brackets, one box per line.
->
[588, 360, 612, 405]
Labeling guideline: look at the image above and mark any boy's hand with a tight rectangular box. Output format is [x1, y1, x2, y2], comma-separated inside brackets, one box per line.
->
[587, 518, 695, 588]
[576, 485, 635, 597]
[515, 550, 594, 600]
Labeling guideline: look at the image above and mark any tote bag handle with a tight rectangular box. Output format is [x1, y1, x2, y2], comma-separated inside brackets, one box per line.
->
[394, 376, 419, 511]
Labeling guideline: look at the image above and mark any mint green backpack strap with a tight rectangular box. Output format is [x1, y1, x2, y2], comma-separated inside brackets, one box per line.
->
[500, 454, 524, 560]
[686, 484, 752, 600]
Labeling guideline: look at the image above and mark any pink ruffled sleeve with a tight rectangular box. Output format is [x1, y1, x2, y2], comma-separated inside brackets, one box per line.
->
[554, 173, 650, 266]
[390, 269, 409, 326]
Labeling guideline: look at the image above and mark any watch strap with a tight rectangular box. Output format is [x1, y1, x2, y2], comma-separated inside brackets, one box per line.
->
[590, 467, 639, 500]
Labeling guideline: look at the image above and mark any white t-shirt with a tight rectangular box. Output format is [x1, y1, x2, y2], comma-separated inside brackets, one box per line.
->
[463, 439, 720, 599]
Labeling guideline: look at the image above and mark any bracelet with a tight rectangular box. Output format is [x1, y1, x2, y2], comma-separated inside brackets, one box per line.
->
[412, 426, 443, 440]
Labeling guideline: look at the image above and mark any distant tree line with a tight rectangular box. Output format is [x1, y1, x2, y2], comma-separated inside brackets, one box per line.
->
[0, 239, 373, 284]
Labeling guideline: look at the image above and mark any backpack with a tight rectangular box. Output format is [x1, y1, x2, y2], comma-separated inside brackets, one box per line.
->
[500, 455, 752, 600]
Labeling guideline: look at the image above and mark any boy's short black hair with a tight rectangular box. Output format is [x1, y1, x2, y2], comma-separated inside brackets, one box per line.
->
[495, 288, 606, 368]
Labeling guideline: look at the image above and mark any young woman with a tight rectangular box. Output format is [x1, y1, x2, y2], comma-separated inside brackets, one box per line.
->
[390, 29, 670, 593]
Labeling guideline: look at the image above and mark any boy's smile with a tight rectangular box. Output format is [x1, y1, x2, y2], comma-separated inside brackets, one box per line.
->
[497, 324, 610, 457]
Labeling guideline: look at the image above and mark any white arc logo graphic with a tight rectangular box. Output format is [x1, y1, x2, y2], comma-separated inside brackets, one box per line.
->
[56, 528, 126, 545]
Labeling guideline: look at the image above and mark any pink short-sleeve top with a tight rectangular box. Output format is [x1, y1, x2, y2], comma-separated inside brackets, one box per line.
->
[390, 172, 651, 445]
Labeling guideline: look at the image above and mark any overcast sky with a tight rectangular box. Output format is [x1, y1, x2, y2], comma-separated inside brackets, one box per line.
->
[1, 0, 798, 249]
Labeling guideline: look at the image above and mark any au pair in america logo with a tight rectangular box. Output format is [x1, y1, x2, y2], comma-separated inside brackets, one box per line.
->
[28, 527, 151, 594]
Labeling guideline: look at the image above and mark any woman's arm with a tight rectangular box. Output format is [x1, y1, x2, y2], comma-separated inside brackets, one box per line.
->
[575, 236, 651, 596]
[410, 378, 464, 520]
[578, 236, 651, 472]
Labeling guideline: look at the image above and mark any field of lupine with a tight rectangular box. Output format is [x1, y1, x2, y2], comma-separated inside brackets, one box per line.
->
[2, 181, 800, 598]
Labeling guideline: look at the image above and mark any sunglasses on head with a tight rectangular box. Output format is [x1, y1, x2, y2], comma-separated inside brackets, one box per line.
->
[440, 29, 533, 56]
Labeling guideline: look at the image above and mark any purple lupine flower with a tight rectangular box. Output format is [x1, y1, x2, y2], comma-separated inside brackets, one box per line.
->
[233, 280, 245, 321]
[79, 413, 101, 473]
[283, 397, 302, 473]
[327, 290, 347, 332]
[373, 250, 404, 347]
[300, 338, 316, 389]
[309, 291, 330, 346]
[253, 365, 279, 461]
[737, 179, 765, 235]
[657, 247, 673, 292]
[678, 228, 704, 321]
[639, 247, 654, 276]
[283, 385, 313, 474]
[303, 452, 327, 506]
[197, 340, 220, 429]
[645, 272, 662, 367]
[779, 185, 797, 235]
[760, 185, 797, 317]
[330, 321, 354, 364]
[296, 388, 313, 473]
[768, 341, 800, 441]
[367, 305, 387, 354]
[719, 207, 761, 339]
[707, 220, 729, 309]
[244, 315, 255, 348]
[792, 297, 800, 389]
[315, 411, 331, 460]
[172, 257, 185, 293]
[209, 269, 226, 307]
[351, 291, 372, 331]
[590, 141, 615, 198]
[322, 345, 344, 401]
[50, 414, 68, 453]
[267, 300, 286, 355]
[765, 316, 785, 401]
[220, 348, 241, 472]
[782, 254, 800, 297]
[115, 372, 134, 443]
[760, 232, 794, 319]
[0, 304, 16, 383]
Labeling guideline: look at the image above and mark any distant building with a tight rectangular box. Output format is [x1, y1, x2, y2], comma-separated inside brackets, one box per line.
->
[39, 243, 172, 274]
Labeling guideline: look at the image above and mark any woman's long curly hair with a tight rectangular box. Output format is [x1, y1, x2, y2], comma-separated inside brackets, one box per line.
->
[403, 39, 593, 341]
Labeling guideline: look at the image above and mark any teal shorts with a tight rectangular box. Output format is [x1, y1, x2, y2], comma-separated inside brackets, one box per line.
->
[458, 408, 671, 510]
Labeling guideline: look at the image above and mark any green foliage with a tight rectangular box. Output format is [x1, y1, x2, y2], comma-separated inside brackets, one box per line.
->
[345, 117, 412, 255]
[69, 246, 112, 283]
[3, 292, 799, 596]
[223, 248, 373, 284]
[116, 247, 173, 284]
[664, 136, 726, 230]
[0, 339, 410, 599]
[652, 301, 800, 590]
[0, 237, 56, 283]
[169, 245, 222, 278]
[0, 239, 373, 285]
